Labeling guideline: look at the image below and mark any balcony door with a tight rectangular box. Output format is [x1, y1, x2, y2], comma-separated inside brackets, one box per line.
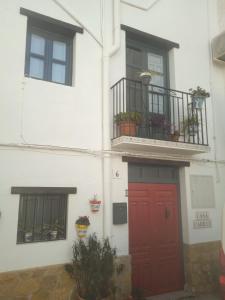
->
[126, 39, 169, 138]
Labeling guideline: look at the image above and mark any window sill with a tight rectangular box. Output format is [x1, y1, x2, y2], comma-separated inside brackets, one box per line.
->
[17, 238, 67, 245]
[24, 74, 73, 87]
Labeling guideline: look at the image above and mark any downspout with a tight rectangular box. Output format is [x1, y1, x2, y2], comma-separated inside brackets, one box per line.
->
[102, 0, 120, 238]
[109, 0, 121, 56]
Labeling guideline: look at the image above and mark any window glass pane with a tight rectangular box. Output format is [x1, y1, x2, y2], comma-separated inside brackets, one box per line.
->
[148, 53, 163, 74]
[31, 34, 45, 55]
[30, 57, 44, 79]
[52, 63, 66, 84]
[127, 47, 142, 67]
[148, 95, 164, 114]
[53, 41, 66, 61]
[151, 74, 164, 87]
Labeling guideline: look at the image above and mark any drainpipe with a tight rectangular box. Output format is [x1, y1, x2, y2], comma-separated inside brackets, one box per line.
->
[109, 0, 121, 56]
[102, 0, 120, 239]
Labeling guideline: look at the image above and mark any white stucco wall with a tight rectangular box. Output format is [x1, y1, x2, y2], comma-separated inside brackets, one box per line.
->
[111, 0, 225, 248]
[0, 0, 102, 149]
[0, 148, 103, 272]
[1, 0, 225, 273]
[0, 0, 104, 272]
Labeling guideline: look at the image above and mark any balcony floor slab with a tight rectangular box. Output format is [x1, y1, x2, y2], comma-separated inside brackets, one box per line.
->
[111, 136, 210, 156]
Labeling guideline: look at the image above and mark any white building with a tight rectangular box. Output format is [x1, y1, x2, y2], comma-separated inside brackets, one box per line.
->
[0, 0, 225, 298]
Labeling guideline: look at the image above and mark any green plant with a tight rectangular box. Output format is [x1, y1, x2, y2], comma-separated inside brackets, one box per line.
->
[114, 112, 142, 125]
[189, 86, 210, 98]
[149, 114, 169, 129]
[182, 115, 199, 132]
[65, 234, 117, 300]
[76, 216, 90, 226]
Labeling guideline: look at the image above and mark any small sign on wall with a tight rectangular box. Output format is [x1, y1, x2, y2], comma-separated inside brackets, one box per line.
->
[193, 211, 212, 229]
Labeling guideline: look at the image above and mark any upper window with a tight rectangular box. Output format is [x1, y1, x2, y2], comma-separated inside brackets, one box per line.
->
[20, 8, 84, 86]
[25, 23, 73, 85]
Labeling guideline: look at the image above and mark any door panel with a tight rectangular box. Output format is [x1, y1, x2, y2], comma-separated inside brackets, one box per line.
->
[129, 183, 184, 296]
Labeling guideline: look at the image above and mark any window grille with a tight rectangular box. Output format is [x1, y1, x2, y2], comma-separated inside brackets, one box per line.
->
[17, 193, 67, 244]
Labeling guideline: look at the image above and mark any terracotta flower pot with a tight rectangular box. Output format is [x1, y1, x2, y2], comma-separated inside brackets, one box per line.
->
[169, 133, 180, 142]
[119, 121, 137, 136]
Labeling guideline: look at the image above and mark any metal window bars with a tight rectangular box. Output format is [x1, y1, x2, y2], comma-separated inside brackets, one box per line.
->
[17, 194, 67, 244]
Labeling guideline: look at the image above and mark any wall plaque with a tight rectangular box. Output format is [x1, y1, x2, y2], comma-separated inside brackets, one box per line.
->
[193, 211, 212, 229]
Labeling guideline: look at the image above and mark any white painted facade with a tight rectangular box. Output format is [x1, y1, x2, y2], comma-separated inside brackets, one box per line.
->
[0, 0, 225, 275]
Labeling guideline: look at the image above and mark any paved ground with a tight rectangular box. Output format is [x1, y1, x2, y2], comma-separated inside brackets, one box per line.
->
[148, 290, 221, 300]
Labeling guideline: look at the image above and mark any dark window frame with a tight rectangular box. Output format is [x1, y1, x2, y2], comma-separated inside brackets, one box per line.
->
[13, 186, 77, 244]
[17, 193, 68, 244]
[20, 7, 84, 86]
[25, 21, 73, 86]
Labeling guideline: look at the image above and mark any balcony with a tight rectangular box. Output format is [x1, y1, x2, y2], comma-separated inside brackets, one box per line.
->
[111, 78, 210, 156]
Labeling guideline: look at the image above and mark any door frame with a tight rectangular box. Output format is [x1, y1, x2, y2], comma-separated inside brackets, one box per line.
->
[128, 163, 185, 294]
[126, 37, 170, 89]
[126, 36, 171, 139]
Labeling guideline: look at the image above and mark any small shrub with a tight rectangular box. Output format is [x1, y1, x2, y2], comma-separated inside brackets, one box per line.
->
[66, 234, 117, 300]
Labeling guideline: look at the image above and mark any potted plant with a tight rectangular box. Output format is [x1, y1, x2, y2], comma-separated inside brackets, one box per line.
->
[65, 234, 117, 300]
[139, 71, 152, 85]
[169, 124, 180, 142]
[138, 69, 159, 85]
[114, 111, 142, 136]
[90, 195, 101, 213]
[75, 216, 90, 238]
[169, 130, 180, 142]
[150, 114, 167, 128]
[149, 113, 170, 138]
[189, 86, 210, 109]
[49, 220, 64, 240]
[24, 231, 33, 243]
[183, 114, 199, 135]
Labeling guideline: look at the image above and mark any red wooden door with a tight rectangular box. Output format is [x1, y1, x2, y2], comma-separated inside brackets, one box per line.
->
[129, 183, 184, 296]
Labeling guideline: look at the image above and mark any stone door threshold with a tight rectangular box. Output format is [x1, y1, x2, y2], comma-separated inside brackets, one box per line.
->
[147, 290, 220, 300]
[147, 290, 194, 300]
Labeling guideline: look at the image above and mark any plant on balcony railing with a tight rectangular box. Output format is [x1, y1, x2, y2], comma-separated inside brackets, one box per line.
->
[138, 69, 160, 85]
[114, 111, 142, 136]
[189, 86, 210, 109]
[139, 71, 152, 85]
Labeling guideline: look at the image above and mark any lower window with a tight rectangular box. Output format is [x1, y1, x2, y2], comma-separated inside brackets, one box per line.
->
[17, 193, 67, 243]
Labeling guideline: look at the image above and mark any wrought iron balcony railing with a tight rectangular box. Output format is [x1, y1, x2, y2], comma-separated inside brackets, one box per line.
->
[111, 78, 209, 146]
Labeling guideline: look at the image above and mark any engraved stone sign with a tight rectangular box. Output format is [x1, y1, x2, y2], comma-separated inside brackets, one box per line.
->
[193, 211, 212, 229]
